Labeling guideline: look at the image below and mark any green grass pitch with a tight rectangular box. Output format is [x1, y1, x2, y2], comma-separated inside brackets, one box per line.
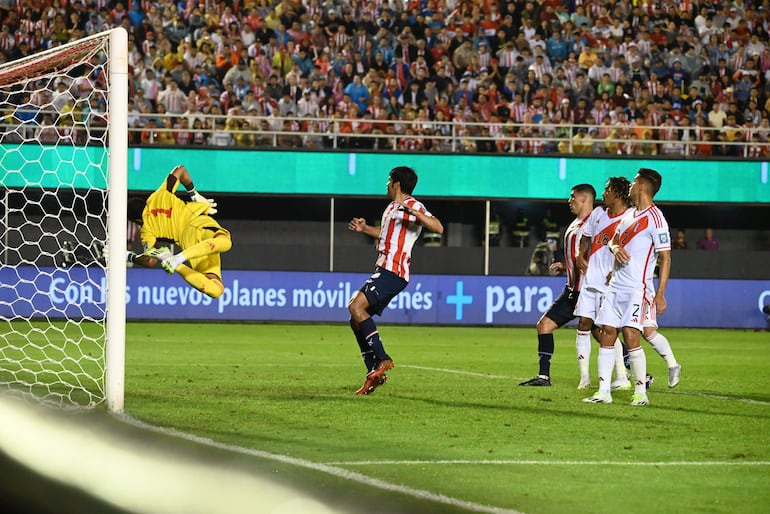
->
[123, 323, 770, 514]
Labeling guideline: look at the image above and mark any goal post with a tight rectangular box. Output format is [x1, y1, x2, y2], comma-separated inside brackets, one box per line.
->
[106, 28, 128, 413]
[0, 28, 128, 412]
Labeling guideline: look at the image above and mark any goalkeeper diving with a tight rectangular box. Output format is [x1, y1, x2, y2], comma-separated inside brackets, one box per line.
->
[127, 165, 232, 298]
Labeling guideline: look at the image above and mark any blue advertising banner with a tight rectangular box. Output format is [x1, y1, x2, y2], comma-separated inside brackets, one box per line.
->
[2, 267, 769, 329]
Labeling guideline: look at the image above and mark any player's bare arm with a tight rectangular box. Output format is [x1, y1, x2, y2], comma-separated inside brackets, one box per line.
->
[348, 217, 381, 238]
[654, 250, 671, 315]
[396, 201, 444, 234]
[549, 261, 565, 275]
[169, 164, 218, 214]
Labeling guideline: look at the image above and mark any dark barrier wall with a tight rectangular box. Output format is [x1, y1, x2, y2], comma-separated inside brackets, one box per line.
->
[229, 243, 770, 280]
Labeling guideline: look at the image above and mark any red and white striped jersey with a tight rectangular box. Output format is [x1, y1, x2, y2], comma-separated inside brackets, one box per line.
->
[375, 197, 433, 281]
[582, 206, 633, 293]
[563, 213, 590, 291]
[609, 205, 670, 292]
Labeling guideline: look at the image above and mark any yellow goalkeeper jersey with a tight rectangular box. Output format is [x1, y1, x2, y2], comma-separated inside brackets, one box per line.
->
[140, 175, 210, 249]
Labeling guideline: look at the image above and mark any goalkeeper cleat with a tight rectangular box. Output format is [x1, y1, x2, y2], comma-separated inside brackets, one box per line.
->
[143, 246, 172, 261]
[159, 257, 177, 275]
[668, 364, 681, 388]
[582, 391, 613, 404]
[630, 393, 649, 406]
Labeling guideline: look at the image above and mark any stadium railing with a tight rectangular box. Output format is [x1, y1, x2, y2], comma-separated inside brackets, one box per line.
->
[0, 109, 766, 157]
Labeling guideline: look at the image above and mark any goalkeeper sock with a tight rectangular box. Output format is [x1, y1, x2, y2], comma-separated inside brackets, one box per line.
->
[171, 236, 232, 269]
[176, 265, 225, 298]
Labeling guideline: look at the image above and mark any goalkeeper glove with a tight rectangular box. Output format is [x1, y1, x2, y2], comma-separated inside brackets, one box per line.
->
[126, 251, 138, 267]
[189, 189, 218, 215]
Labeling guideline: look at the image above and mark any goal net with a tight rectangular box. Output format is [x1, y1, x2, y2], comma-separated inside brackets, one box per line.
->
[0, 29, 128, 411]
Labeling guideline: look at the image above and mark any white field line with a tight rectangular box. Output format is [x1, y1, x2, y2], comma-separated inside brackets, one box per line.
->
[324, 459, 770, 467]
[122, 417, 526, 514]
[660, 390, 770, 406]
[401, 364, 514, 379]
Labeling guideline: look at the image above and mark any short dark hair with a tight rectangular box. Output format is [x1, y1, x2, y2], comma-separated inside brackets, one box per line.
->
[127, 197, 146, 222]
[637, 167, 662, 195]
[390, 166, 418, 195]
[572, 183, 597, 199]
[606, 176, 631, 206]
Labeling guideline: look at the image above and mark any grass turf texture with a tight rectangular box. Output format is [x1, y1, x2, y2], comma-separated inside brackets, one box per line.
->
[123, 323, 770, 514]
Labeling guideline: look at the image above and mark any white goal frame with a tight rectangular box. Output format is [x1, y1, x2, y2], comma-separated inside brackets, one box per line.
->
[0, 28, 128, 412]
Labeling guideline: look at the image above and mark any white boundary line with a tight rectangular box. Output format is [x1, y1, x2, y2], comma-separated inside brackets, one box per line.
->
[324, 459, 770, 467]
[122, 416, 526, 514]
[660, 390, 770, 406]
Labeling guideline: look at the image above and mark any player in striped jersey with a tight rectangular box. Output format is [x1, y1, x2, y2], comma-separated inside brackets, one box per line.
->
[585, 168, 671, 406]
[574, 177, 634, 390]
[519, 184, 596, 387]
[347, 166, 444, 395]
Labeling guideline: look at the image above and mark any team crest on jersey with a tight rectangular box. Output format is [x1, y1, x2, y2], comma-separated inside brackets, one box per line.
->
[659, 233, 669, 244]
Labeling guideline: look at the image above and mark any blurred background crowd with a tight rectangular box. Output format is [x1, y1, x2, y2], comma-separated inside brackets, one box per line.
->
[2, 0, 770, 155]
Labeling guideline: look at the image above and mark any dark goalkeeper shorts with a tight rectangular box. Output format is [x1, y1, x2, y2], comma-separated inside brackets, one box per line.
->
[544, 285, 580, 327]
[359, 267, 408, 317]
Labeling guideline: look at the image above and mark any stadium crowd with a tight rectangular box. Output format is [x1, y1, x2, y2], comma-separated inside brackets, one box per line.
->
[2, 0, 770, 155]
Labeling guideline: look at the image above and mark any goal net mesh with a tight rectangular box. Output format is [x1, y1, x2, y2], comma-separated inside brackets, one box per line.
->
[0, 34, 116, 407]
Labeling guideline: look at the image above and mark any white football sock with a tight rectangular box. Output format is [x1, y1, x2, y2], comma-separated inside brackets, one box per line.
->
[628, 347, 648, 395]
[597, 347, 615, 394]
[645, 331, 678, 367]
[576, 330, 591, 381]
[613, 339, 627, 380]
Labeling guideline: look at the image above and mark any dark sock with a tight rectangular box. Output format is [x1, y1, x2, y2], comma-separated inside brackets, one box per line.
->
[537, 333, 555, 377]
[350, 319, 375, 371]
[622, 343, 631, 369]
[358, 317, 390, 361]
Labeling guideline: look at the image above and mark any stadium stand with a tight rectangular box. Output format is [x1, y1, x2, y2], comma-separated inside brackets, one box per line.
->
[1, 0, 770, 155]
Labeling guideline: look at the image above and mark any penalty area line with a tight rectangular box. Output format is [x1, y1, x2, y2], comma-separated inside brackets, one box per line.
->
[323, 459, 770, 467]
[121, 416, 525, 514]
[400, 365, 515, 380]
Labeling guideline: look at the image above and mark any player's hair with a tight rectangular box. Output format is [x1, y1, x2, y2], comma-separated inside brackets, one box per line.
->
[127, 197, 146, 223]
[572, 183, 597, 199]
[390, 166, 418, 195]
[606, 176, 632, 206]
[637, 167, 662, 195]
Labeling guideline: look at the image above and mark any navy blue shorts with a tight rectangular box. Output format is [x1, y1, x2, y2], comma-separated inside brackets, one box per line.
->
[359, 267, 408, 316]
[545, 285, 579, 327]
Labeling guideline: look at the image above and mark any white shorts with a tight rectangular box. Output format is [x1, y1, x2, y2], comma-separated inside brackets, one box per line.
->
[596, 288, 645, 332]
[574, 287, 604, 320]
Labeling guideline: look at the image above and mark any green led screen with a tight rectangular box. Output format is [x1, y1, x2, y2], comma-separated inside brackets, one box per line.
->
[2, 145, 768, 203]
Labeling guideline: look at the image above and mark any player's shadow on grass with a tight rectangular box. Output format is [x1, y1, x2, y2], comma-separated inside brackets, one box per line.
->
[384, 393, 663, 423]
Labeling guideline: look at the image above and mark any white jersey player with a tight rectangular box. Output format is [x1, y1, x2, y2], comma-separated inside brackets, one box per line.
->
[585, 168, 672, 406]
[574, 177, 633, 389]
